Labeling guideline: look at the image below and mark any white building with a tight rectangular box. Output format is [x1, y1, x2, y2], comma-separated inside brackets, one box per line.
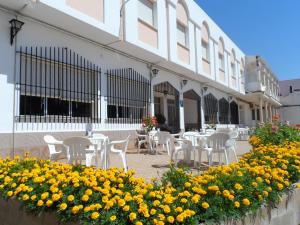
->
[0, 0, 281, 151]
[279, 79, 300, 125]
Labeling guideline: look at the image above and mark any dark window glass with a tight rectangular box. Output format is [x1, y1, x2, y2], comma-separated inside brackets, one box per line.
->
[257, 109, 260, 120]
[20, 95, 44, 116]
[107, 105, 117, 118]
[218, 98, 229, 124]
[230, 101, 239, 124]
[72, 102, 91, 117]
[47, 98, 69, 116]
[252, 109, 255, 120]
[118, 106, 129, 118]
[204, 93, 218, 124]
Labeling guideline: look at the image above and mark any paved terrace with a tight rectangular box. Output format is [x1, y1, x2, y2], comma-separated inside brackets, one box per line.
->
[0, 141, 252, 181]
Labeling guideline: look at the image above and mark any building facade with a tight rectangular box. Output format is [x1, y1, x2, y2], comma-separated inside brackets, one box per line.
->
[279, 79, 300, 125]
[0, 0, 280, 151]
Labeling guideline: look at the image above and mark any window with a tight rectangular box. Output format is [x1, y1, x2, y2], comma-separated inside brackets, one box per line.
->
[17, 46, 101, 123]
[106, 68, 150, 123]
[177, 23, 187, 46]
[218, 38, 225, 70]
[204, 93, 218, 124]
[202, 41, 209, 61]
[231, 50, 236, 77]
[219, 53, 224, 70]
[138, 0, 156, 27]
[20, 95, 44, 116]
[176, 2, 188, 48]
[201, 23, 210, 62]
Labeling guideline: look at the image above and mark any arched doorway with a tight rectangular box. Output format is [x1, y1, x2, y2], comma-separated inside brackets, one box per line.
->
[218, 98, 229, 124]
[230, 101, 239, 124]
[154, 82, 180, 133]
[204, 93, 218, 124]
[183, 90, 201, 131]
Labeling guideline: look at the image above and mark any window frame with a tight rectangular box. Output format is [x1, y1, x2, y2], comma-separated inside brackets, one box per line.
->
[137, 0, 157, 28]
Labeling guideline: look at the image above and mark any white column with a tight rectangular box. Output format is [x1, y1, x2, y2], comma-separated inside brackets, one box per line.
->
[213, 42, 219, 81]
[150, 84, 155, 117]
[224, 52, 229, 85]
[179, 92, 185, 131]
[265, 102, 268, 122]
[269, 105, 273, 122]
[209, 39, 215, 77]
[259, 98, 264, 123]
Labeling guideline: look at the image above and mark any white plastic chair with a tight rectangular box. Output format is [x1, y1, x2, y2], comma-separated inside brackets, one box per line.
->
[201, 133, 230, 166]
[90, 133, 109, 169]
[63, 137, 94, 166]
[170, 138, 193, 166]
[149, 131, 172, 155]
[228, 130, 239, 162]
[107, 136, 130, 172]
[43, 135, 65, 161]
[182, 131, 201, 167]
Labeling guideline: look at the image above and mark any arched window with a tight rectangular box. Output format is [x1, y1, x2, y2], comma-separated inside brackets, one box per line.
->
[204, 93, 218, 124]
[218, 38, 225, 71]
[138, 0, 157, 27]
[218, 98, 229, 124]
[230, 101, 239, 124]
[176, 2, 188, 47]
[202, 23, 210, 62]
[202, 22, 210, 74]
[230, 49, 236, 87]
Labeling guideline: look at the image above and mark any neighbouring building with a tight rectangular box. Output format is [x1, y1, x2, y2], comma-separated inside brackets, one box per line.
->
[0, 0, 281, 152]
[279, 79, 300, 125]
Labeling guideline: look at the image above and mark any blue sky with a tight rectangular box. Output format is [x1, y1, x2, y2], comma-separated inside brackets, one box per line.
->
[196, 0, 300, 81]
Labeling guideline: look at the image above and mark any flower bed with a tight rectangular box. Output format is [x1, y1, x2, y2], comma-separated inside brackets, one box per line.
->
[0, 141, 299, 225]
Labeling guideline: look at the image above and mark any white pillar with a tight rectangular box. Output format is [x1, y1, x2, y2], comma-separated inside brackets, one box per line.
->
[179, 92, 185, 131]
[265, 102, 268, 122]
[150, 83, 155, 117]
[269, 105, 273, 122]
[259, 98, 264, 123]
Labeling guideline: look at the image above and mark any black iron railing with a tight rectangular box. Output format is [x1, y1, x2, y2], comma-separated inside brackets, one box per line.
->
[106, 68, 150, 124]
[16, 47, 101, 123]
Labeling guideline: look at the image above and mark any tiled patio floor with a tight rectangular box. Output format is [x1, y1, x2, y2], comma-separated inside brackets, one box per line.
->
[0, 141, 252, 181]
[107, 140, 252, 181]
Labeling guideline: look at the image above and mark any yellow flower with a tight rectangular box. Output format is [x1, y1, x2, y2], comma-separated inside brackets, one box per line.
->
[176, 214, 184, 222]
[31, 195, 37, 201]
[234, 201, 240, 208]
[118, 199, 125, 207]
[67, 195, 75, 202]
[277, 183, 284, 190]
[7, 191, 13, 197]
[202, 202, 209, 209]
[72, 206, 80, 214]
[110, 215, 117, 221]
[85, 189, 93, 196]
[223, 190, 230, 197]
[129, 212, 137, 221]
[46, 200, 53, 207]
[123, 205, 130, 212]
[192, 194, 200, 203]
[167, 216, 175, 223]
[242, 198, 251, 206]
[296, 183, 300, 189]
[208, 185, 219, 191]
[228, 194, 235, 201]
[41, 192, 49, 200]
[184, 182, 191, 187]
[91, 212, 100, 220]
[52, 193, 61, 202]
[234, 183, 243, 190]
[59, 203, 68, 211]
[22, 194, 29, 201]
[81, 194, 89, 202]
[37, 200, 44, 207]
[136, 222, 143, 225]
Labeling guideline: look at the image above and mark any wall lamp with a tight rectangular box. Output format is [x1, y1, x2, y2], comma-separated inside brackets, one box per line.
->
[151, 68, 159, 78]
[201, 86, 208, 95]
[180, 79, 188, 89]
[9, 19, 24, 45]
